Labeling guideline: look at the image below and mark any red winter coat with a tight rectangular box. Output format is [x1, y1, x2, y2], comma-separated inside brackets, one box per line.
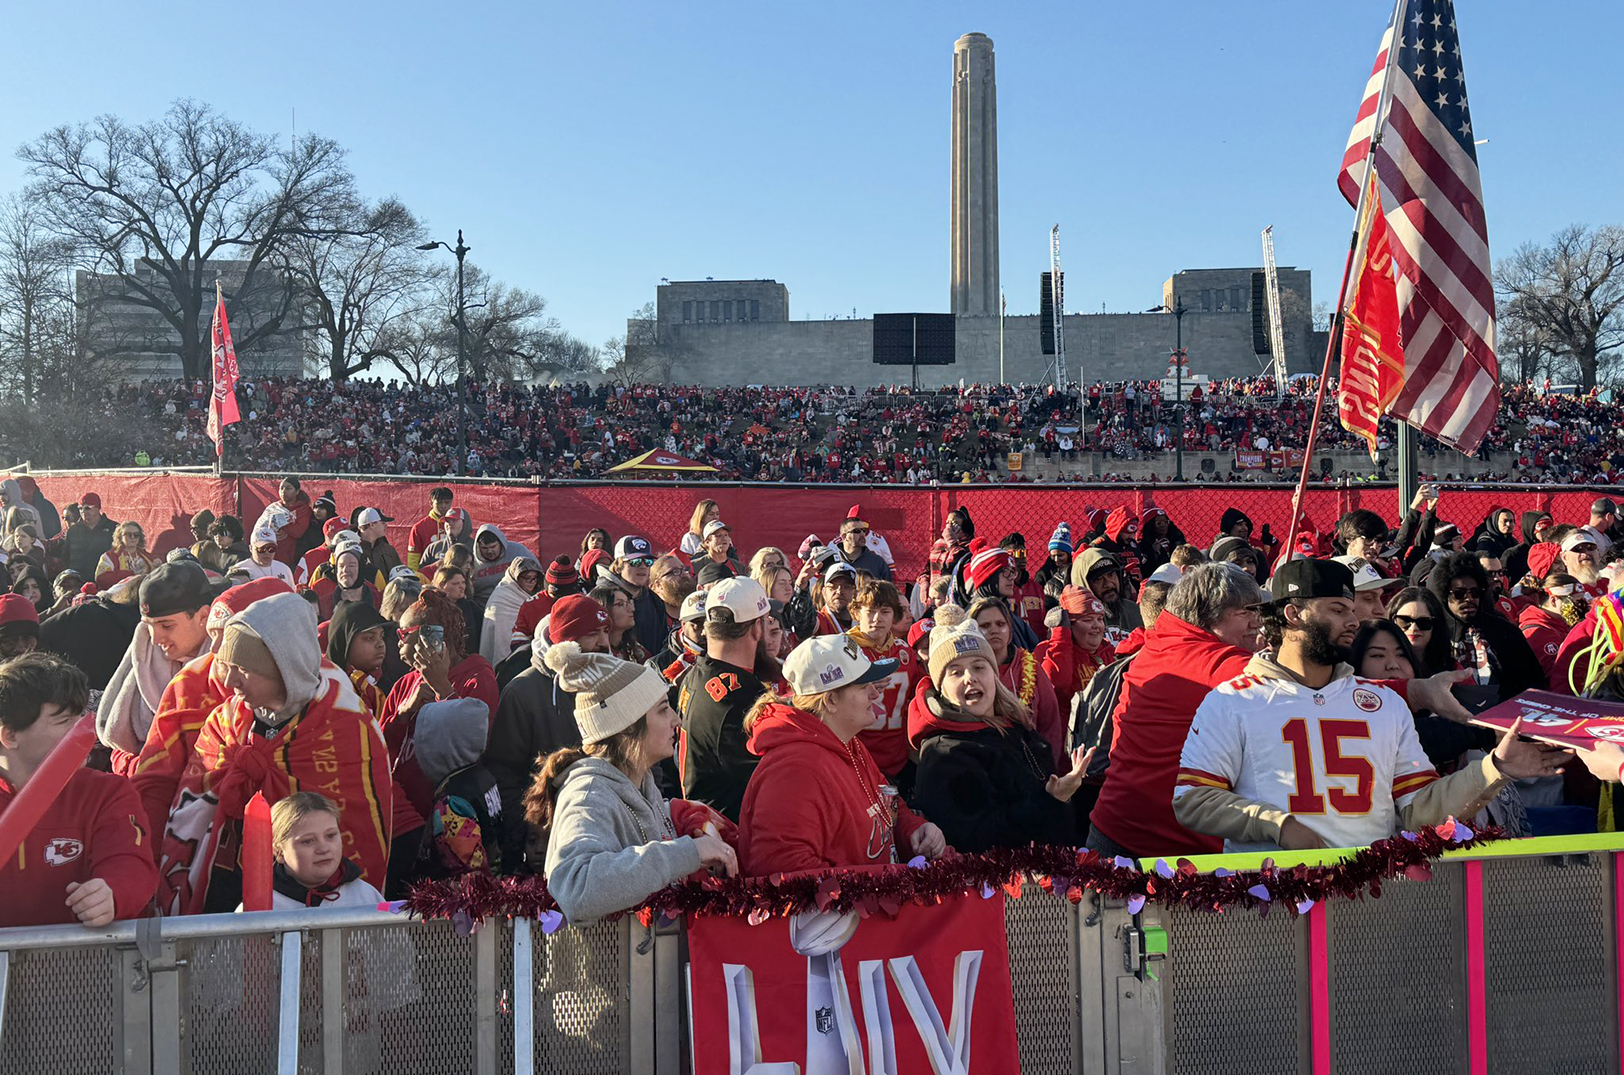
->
[1034, 625, 1117, 723]
[130, 652, 227, 847]
[738, 703, 927, 876]
[1518, 604, 1571, 679]
[1, 769, 158, 926]
[1087, 611, 1248, 857]
[272, 494, 312, 567]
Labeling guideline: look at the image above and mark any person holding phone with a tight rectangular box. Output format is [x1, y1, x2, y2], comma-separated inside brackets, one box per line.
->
[380, 589, 500, 856]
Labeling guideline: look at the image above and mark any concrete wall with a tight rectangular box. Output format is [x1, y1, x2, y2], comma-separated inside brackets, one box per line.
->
[656, 280, 790, 329]
[655, 309, 1305, 387]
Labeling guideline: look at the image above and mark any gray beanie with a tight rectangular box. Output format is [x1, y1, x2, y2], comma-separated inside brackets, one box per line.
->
[544, 641, 669, 744]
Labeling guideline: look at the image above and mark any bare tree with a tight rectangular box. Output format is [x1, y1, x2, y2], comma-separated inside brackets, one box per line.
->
[380, 308, 456, 388]
[415, 264, 598, 383]
[0, 195, 74, 402]
[18, 100, 359, 379]
[284, 198, 434, 380]
[1495, 224, 1624, 391]
[603, 302, 671, 385]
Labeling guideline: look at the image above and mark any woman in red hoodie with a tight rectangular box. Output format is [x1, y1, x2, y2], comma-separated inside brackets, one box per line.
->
[738, 635, 947, 876]
[1035, 587, 1118, 719]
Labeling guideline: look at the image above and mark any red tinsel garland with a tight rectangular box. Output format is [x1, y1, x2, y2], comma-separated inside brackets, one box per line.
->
[401, 819, 1500, 927]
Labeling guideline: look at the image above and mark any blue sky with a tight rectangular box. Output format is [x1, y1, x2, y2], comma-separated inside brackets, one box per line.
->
[1, 1, 1617, 358]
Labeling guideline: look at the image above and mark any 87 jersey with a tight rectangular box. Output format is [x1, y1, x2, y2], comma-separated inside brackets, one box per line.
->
[854, 637, 921, 780]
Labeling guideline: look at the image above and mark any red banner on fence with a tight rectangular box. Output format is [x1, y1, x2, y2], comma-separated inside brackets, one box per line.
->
[687, 892, 1019, 1075]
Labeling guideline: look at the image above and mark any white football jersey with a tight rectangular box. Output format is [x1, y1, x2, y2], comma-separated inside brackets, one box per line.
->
[1173, 671, 1440, 852]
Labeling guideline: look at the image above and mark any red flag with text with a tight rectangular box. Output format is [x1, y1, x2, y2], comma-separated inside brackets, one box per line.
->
[1336, 171, 1405, 459]
[688, 890, 1019, 1074]
[206, 289, 241, 457]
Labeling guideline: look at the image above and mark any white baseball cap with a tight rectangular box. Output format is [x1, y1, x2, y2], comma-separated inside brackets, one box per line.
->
[1331, 555, 1390, 592]
[707, 577, 769, 623]
[701, 519, 731, 540]
[679, 590, 708, 623]
[356, 507, 392, 527]
[328, 528, 361, 549]
[1146, 562, 1183, 586]
[782, 634, 898, 696]
[1562, 530, 1600, 553]
[251, 524, 279, 548]
[823, 560, 858, 584]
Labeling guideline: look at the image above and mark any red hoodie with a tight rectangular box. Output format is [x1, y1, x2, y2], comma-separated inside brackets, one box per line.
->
[1034, 625, 1116, 721]
[1087, 610, 1249, 857]
[1518, 604, 1572, 679]
[738, 703, 927, 876]
[2, 768, 157, 926]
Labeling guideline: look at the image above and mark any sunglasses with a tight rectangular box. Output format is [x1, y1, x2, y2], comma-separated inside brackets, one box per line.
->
[1448, 587, 1481, 599]
[627, 557, 656, 568]
[1393, 614, 1435, 630]
[844, 528, 870, 537]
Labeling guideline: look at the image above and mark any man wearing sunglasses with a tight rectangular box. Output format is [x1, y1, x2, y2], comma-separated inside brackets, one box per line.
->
[610, 535, 669, 654]
[1425, 551, 1547, 701]
[835, 507, 891, 581]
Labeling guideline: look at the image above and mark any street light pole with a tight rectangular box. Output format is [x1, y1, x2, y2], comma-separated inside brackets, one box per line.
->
[419, 230, 472, 475]
[1173, 298, 1187, 481]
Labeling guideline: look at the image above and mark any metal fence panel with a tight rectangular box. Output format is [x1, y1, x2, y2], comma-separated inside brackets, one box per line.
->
[0, 945, 121, 1075]
[531, 920, 631, 1075]
[1006, 893, 1081, 1075]
[1167, 908, 1304, 1075]
[183, 932, 284, 1074]
[1327, 871, 1468, 1075]
[1482, 854, 1617, 1074]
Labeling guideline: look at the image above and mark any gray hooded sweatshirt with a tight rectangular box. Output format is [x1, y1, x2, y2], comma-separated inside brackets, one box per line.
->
[414, 697, 491, 786]
[543, 757, 700, 925]
[469, 524, 534, 609]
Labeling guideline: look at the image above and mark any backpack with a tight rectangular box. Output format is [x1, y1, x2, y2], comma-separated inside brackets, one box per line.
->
[1069, 650, 1137, 780]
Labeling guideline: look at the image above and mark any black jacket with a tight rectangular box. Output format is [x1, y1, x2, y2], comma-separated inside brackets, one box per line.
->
[676, 654, 768, 822]
[1503, 510, 1551, 584]
[39, 595, 141, 690]
[483, 661, 580, 872]
[63, 517, 117, 579]
[631, 586, 669, 654]
[912, 718, 1074, 854]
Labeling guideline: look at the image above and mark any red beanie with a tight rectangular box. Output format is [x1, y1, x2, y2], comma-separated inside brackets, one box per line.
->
[966, 548, 1011, 592]
[579, 548, 611, 585]
[545, 555, 579, 587]
[550, 594, 610, 644]
[1106, 506, 1137, 542]
[1526, 541, 1561, 583]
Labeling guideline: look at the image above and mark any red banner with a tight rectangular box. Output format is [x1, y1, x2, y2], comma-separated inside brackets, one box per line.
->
[207, 289, 241, 457]
[1337, 173, 1405, 459]
[688, 891, 1019, 1075]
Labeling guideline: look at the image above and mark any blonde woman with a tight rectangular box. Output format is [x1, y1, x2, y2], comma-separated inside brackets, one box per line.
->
[95, 521, 155, 583]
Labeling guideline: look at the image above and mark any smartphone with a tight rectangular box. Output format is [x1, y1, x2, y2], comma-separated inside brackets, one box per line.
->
[420, 624, 446, 653]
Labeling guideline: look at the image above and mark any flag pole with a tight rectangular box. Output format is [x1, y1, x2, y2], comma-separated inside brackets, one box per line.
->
[213, 278, 224, 479]
[1279, 0, 1410, 562]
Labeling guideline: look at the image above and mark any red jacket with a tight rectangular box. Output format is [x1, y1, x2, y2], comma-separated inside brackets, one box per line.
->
[512, 592, 557, 647]
[1011, 578, 1048, 638]
[2, 768, 158, 926]
[1088, 611, 1248, 857]
[381, 654, 500, 831]
[130, 652, 227, 847]
[738, 703, 927, 876]
[272, 494, 312, 567]
[1035, 625, 1116, 723]
[1518, 604, 1571, 679]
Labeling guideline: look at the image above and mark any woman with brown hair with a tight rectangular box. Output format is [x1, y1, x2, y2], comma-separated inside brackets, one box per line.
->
[909, 617, 1090, 853]
[525, 643, 736, 923]
[590, 581, 648, 664]
[679, 499, 722, 557]
[737, 635, 948, 875]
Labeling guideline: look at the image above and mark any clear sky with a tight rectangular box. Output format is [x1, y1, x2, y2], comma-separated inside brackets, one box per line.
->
[1, 1, 1617, 361]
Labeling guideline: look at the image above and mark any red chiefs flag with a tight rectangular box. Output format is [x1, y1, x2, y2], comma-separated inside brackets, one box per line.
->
[206, 285, 241, 457]
[688, 890, 1020, 1074]
[1337, 170, 1405, 460]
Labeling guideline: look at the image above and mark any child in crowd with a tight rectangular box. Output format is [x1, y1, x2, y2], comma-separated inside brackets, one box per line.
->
[245, 791, 384, 910]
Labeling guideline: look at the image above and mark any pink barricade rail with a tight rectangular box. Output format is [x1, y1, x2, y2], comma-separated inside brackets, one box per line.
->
[26, 472, 1607, 581]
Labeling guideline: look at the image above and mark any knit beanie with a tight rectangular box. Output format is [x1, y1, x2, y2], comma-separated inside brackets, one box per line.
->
[927, 617, 998, 684]
[965, 548, 1011, 592]
[217, 622, 281, 683]
[1209, 535, 1251, 563]
[545, 641, 670, 745]
[545, 555, 578, 587]
[1048, 523, 1073, 554]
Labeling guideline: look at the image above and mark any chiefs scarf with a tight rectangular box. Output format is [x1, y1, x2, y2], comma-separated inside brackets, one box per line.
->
[153, 664, 392, 915]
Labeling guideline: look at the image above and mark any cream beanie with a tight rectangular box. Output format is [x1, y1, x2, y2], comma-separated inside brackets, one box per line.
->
[927, 616, 998, 684]
[545, 641, 670, 745]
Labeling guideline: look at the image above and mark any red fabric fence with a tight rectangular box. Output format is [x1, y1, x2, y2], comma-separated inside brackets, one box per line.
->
[25, 473, 1604, 583]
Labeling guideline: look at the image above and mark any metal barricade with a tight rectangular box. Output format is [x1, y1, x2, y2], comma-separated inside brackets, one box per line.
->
[1, 836, 1620, 1074]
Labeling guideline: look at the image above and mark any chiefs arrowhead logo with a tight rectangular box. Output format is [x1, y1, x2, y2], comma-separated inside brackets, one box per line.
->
[1352, 688, 1383, 713]
[44, 838, 84, 866]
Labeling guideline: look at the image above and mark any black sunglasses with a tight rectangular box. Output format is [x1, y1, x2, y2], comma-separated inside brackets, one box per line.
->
[1393, 614, 1435, 631]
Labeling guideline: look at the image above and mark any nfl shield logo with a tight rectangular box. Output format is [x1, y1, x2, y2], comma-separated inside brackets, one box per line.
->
[815, 1006, 835, 1034]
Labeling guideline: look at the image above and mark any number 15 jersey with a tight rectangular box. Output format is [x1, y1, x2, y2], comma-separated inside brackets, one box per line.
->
[1174, 671, 1441, 853]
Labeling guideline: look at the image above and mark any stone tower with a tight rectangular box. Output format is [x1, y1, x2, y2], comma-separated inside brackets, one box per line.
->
[951, 32, 999, 318]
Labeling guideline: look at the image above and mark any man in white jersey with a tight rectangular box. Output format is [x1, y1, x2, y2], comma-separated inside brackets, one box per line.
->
[1173, 559, 1570, 852]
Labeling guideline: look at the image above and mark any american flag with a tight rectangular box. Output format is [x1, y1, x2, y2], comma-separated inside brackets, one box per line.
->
[1337, 0, 1498, 452]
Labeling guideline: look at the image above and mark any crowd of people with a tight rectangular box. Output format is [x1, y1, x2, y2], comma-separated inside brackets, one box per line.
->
[6, 474, 1624, 935]
[14, 375, 1624, 485]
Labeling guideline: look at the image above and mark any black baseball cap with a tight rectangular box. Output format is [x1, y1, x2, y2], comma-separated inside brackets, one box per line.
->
[1084, 551, 1123, 577]
[1594, 498, 1618, 516]
[140, 561, 214, 618]
[695, 560, 735, 587]
[1268, 559, 1356, 604]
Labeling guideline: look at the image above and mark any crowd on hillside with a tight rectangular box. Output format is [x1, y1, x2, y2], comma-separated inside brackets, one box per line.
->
[10, 376, 1624, 485]
[5, 474, 1624, 939]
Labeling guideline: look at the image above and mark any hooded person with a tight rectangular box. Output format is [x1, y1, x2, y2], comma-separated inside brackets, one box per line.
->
[1469, 507, 1518, 559]
[1504, 510, 1555, 585]
[1426, 551, 1547, 701]
[524, 645, 737, 923]
[0, 478, 43, 539]
[1090, 506, 1143, 595]
[129, 578, 294, 842]
[1035, 586, 1118, 719]
[513, 555, 583, 650]
[153, 592, 391, 914]
[738, 635, 947, 876]
[484, 594, 612, 873]
[479, 555, 543, 666]
[326, 599, 394, 723]
[907, 618, 1084, 854]
[1135, 506, 1187, 576]
[468, 524, 535, 612]
[308, 540, 379, 620]
[402, 697, 502, 882]
[420, 507, 475, 571]
[98, 562, 217, 771]
[1069, 547, 1144, 647]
